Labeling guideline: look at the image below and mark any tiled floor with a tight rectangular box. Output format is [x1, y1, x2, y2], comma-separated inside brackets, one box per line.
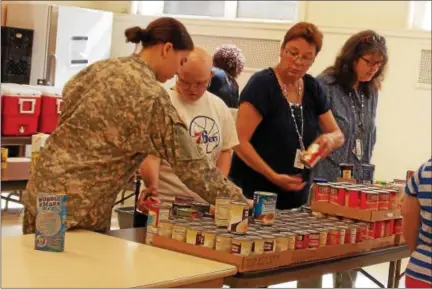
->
[1, 195, 409, 288]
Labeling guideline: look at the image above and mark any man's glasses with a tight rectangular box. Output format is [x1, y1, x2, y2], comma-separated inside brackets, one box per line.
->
[285, 49, 315, 66]
[177, 78, 209, 89]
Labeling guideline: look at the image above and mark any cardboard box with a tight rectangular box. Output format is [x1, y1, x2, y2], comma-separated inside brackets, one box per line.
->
[152, 235, 282, 272]
[311, 201, 401, 222]
[152, 235, 379, 272]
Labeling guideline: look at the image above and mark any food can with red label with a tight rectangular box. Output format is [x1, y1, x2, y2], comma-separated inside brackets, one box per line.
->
[307, 230, 320, 248]
[175, 196, 195, 204]
[384, 219, 395, 237]
[345, 225, 358, 244]
[327, 227, 340, 245]
[345, 188, 360, 208]
[394, 218, 403, 234]
[356, 222, 368, 242]
[301, 143, 324, 169]
[360, 191, 379, 210]
[375, 221, 385, 238]
[340, 163, 354, 179]
[377, 191, 390, 211]
[330, 186, 346, 206]
[367, 222, 376, 239]
[148, 204, 171, 228]
[388, 190, 399, 209]
[315, 183, 330, 202]
[294, 230, 309, 249]
[338, 225, 347, 245]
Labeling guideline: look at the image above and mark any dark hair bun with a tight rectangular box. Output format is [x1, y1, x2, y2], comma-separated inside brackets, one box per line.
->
[125, 26, 142, 44]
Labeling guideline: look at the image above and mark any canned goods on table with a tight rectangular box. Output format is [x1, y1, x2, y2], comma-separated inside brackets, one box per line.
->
[147, 204, 170, 228]
[317, 228, 328, 247]
[215, 197, 231, 227]
[172, 221, 188, 242]
[330, 186, 345, 206]
[356, 222, 368, 242]
[384, 219, 395, 237]
[338, 225, 348, 245]
[202, 230, 217, 249]
[394, 218, 403, 234]
[375, 221, 385, 238]
[340, 163, 354, 179]
[273, 233, 289, 252]
[231, 237, 253, 256]
[314, 183, 330, 202]
[253, 191, 277, 225]
[262, 235, 276, 253]
[345, 188, 360, 208]
[294, 230, 309, 249]
[228, 201, 249, 234]
[327, 227, 341, 245]
[387, 189, 399, 209]
[367, 222, 376, 239]
[186, 226, 204, 245]
[345, 225, 358, 244]
[360, 190, 379, 210]
[158, 220, 174, 238]
[215, 233, 233, 252]
[249, 236, 265, 255]
[377, 191, 390, 210]
[307, 230, 320, 248]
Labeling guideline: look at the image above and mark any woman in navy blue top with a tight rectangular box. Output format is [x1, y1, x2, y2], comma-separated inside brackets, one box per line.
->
[230, 22, 345, 210]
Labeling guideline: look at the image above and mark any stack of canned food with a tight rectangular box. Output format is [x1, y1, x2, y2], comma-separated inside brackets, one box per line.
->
[313, 181, 401, 210]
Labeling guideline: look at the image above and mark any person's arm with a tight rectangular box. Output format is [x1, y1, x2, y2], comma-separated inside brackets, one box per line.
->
[139, 154, 161, 191]
[235, 102, 305, 192]
[216, 149, 232, 177]
[314, 110, 345, 157]
[148, 96, 248, 205]
[402, 194, 421, 252]
[402, 164, 425, 252]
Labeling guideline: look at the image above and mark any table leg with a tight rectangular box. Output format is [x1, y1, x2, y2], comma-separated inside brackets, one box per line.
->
[387, 260, 396, 288]
[395, 259, 402, 288]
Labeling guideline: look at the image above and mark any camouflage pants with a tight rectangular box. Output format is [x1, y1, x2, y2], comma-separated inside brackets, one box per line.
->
[22, 209, 36, 235]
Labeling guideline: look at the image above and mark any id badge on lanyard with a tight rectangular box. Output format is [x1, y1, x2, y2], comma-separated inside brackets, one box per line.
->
[353, 138, 363, 161]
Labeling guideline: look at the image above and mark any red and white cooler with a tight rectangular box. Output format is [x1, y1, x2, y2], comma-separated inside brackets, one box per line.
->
[24, 85, 63, 133]
[1, 85, 42, 136]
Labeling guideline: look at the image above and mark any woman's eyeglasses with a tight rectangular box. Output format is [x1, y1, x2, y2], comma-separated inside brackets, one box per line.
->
[360, 56, 384, 68]
[285, 49, 315, 66]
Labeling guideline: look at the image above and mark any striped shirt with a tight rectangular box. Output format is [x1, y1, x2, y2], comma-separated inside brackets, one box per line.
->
[405, 158, 432, 285]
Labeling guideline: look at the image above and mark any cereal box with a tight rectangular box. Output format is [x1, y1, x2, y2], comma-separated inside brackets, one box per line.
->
[35, 193, 67, 252]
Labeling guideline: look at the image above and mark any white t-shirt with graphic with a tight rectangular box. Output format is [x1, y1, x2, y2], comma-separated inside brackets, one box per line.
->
[156, 88, 239, 204]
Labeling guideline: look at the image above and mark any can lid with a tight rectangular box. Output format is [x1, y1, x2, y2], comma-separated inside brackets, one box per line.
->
[262, 234, 276, 239]
[254, 191, 278, 196]
[313, 177, 328, 183]
[218, 233, 233, 238]
[231, 201, 248, 206]
[22, 85, 62, 97]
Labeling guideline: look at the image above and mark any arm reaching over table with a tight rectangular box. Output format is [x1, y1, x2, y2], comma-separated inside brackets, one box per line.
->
[148, 97, 248, 205]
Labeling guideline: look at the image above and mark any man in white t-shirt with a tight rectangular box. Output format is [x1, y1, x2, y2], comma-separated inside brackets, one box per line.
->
[139, 46, 239, 204]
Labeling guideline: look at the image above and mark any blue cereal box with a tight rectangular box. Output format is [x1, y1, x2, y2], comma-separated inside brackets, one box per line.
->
[35, 193, 67, 252]
[253, 191, 277, 226]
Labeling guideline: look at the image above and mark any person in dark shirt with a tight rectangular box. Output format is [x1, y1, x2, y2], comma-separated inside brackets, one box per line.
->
[229, 22, 345, 210]
[207, 44, 245, 108]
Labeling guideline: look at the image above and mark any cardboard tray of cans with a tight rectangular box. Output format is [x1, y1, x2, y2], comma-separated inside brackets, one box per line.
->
[152, 235, 395, 272]
[152, 235, 283, 272]
[311, 201, 401, 222]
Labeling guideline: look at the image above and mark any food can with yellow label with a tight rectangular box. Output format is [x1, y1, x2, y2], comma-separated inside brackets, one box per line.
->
[227, 201, 249, 235]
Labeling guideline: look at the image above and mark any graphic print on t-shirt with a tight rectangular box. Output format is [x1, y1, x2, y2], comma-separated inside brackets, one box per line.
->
[189, 116, 220, 154]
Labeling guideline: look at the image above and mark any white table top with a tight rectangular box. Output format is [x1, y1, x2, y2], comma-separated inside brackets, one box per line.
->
[2, 230, 237, 288]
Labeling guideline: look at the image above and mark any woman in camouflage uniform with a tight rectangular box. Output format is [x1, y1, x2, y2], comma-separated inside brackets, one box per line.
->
[23, 17, 247, 234]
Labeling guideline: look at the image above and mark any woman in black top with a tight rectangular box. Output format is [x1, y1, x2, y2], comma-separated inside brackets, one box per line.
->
[230, 22, 345, 210]
[207, 44, 245, 108]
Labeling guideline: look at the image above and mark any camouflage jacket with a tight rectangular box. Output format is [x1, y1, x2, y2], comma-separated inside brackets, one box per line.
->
[24, 56, 247, 232]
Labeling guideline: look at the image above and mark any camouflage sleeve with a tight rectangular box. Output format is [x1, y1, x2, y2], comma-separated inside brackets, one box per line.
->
[148, 97, 248, 205]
